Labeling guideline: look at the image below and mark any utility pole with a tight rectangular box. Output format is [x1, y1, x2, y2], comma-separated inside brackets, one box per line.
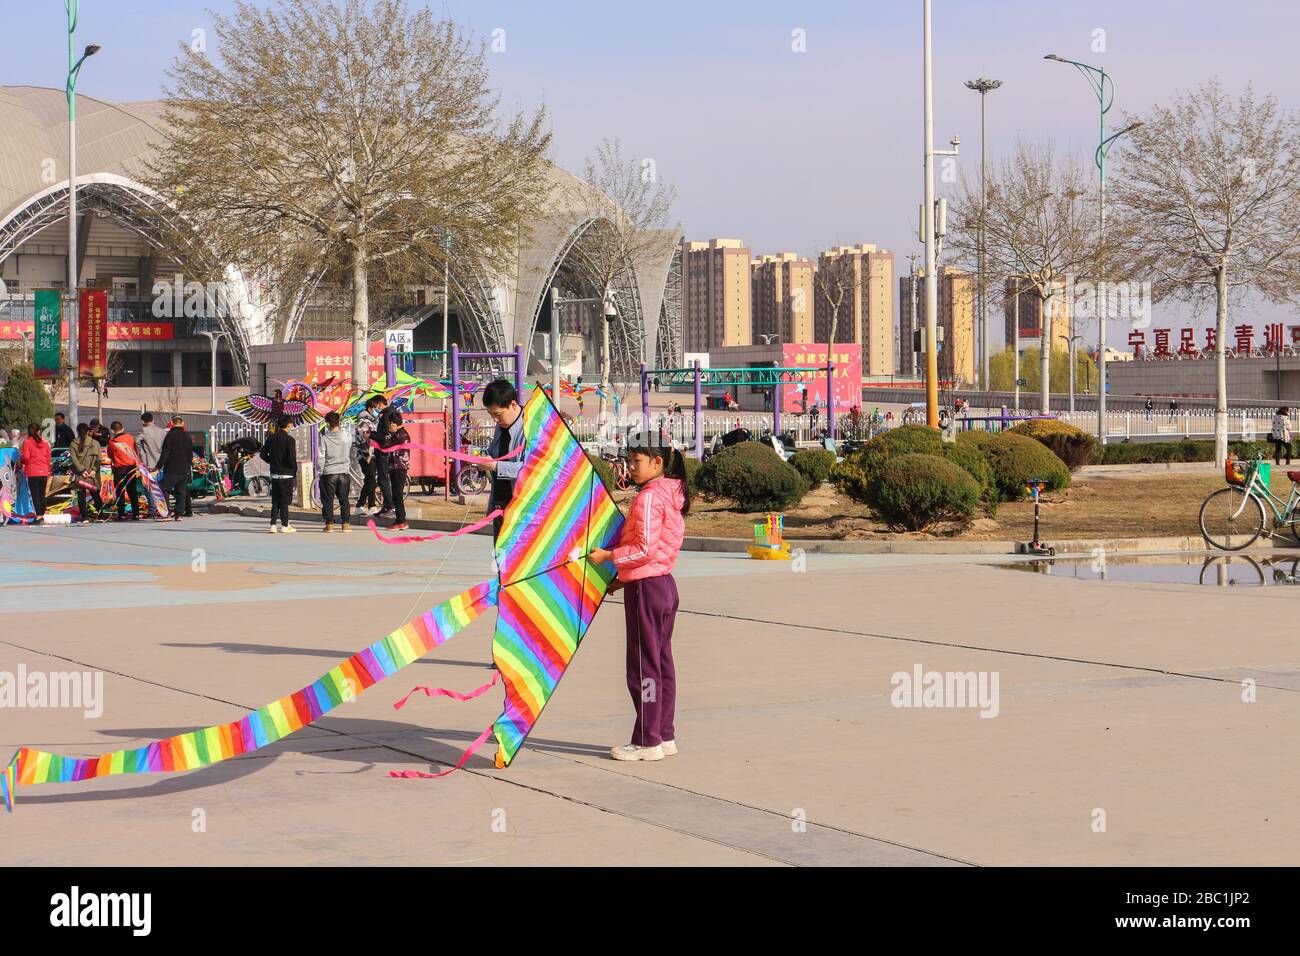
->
[64, 4, 100, 427]
[922, 0, 958, 427]
[907, 252, 921, 378]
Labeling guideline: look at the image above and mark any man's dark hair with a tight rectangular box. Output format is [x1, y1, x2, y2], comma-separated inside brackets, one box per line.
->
[276, 415, 292, 429]
[55, 413, 65, 421]
[365, 396, 385, 409]
[325, 411, 341, 428]
[76, 422, 89, 435]
[482, 379, 518, 409]
[110, 421, 123, 432]
[141, 412, 154, 423]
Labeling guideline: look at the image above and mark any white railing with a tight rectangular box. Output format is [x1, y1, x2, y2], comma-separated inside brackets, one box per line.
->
[566, 413, 841, 447]
[1056, 409, 1294, 442]
[209, 420, 267, 450]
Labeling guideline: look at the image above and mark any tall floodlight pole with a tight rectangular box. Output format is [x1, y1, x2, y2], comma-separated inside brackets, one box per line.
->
[65, 1, 100, 428]
[922, 0, 940, 427]
[964, 77, 1002, 393]
[1045, 53, 1141, 443]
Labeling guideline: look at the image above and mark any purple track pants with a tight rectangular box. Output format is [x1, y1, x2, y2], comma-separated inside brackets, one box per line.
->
[623, 574, 679, 748]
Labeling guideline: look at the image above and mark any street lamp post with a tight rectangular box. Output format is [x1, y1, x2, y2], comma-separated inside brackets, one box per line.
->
[197, 330, 229, 415]
[1044, 53, 1141, 445]
[64, 1, 100, 428]
[1060, 332, 1083, 413]
[964, 76, 1003, 393]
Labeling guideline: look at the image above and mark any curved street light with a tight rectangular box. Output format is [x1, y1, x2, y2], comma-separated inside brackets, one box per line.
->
[65, 0, 101, 427]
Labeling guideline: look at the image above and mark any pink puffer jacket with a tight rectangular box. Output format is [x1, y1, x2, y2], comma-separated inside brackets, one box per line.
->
[612, 477, 686, 582]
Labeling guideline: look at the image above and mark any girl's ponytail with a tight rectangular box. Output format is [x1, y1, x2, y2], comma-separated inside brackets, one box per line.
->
[665, 447, 692, 515]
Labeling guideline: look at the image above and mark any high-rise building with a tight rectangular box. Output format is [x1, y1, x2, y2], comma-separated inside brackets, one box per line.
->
[751, 252, 815, 344]
[681, 238, 752, 352]
[812, 244, 894, 376]
[1003, 277, 1072, 352]
[897, 266, 976, 384]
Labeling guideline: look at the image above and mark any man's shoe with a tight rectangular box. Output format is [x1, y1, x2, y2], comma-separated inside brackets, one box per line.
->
[389, 522, 409, 531]
[340, 523, 353, 533]
[660, 740, 678, 756]
[281, 525, 297, 533]
[610, 744, 664, 762]
[269, 524, 280, 533]
[323, 523, 335, 533]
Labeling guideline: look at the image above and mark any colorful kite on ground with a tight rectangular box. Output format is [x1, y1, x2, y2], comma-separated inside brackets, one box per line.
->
[1, 388, 622, 810]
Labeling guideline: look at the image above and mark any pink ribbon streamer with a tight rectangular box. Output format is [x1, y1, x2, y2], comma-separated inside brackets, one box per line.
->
[370, 441, 524, 464]
[388, 724, 496, 779]
[367, 509, 502, 544]
[391, 670, 500, 710]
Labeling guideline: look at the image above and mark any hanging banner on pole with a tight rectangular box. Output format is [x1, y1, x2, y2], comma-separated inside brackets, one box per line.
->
[32, 289, 62, 379]
[78, 288, 108, 379]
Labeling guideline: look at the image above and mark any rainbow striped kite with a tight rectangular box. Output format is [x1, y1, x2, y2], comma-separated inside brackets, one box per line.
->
[1, 388, 623, 810]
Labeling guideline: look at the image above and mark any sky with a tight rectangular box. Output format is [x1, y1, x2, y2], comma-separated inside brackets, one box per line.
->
[4, 0, 1299, 346]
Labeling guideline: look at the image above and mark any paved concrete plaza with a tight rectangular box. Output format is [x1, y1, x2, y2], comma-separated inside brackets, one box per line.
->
[1, 514, 1295, 866]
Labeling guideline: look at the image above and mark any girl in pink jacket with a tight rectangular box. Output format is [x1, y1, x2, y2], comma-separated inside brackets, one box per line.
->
[589, 438, 690, 762]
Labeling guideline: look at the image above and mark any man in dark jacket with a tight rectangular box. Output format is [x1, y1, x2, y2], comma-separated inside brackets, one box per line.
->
[157, 416, 193, 521]
[260, 416, 298, 532]
[53, 413, 75, 450]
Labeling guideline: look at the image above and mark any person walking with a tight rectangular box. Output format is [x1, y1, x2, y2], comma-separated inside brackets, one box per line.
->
[353, 395, 384, 513]
[69, 422, 104, 520]
[1168, 398, 1178, 421]
[106, 421, 145, 521]
[20, 423, 52, 523]
[1144, 397, 1154, 421]
[157, 416, 193, 522]
[588, 436, 689, 762]
[1271, 407, 1293, 466]
[318, 411, 354, 533]
[260, 417, 297, 533]
[373, 411, 411, 531]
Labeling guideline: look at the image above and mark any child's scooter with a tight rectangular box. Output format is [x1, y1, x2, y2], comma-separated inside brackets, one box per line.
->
[1018, 479, 1056, 557]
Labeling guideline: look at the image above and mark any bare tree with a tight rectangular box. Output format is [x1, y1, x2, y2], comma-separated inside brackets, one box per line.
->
[1110, 81, 1300, 464]
[813, 250, 863, 351]
[563, 139, 677, 424]
[146, 0, 553, 387]
[948, 141, 1102, 413]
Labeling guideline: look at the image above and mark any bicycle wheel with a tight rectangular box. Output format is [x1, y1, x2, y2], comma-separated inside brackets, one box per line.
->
[1199, 487, 1266, 551]
[248, 476, 270, 497]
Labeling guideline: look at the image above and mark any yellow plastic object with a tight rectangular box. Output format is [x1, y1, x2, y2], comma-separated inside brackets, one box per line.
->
[748, 542, 792, 560]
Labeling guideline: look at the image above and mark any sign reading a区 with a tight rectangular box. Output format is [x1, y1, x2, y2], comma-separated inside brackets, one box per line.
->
[32, 289, 61, 379]
[78, 288, 109, 378]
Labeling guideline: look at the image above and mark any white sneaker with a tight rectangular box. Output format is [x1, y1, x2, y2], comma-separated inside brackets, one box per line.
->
[660, 740, 677, 756]
[610, 743, 663, 762]
[281, 525, 297, 534]
[269, 524, 280, 533]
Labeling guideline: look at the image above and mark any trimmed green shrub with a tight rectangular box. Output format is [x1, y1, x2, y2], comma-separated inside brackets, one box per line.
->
[866, 453, 980, 532]
[1091, 439, 1272, 465]
[789, 448, 836, 486]
[1009, 418, 1097, 471]
[941, 441, 997, 514]
[832, 424, 941, 501]
[586, 452, 617, 494]
[984, 432, 1071, 500]
[682, 455, 703, 496]
[696, 441, 809, 511]
[956, 429, 999, 453]
[0, 365, 54, 431]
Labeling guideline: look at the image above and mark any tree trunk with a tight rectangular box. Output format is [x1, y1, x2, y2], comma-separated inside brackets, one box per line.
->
[351, 248, 370, 396]
[598, 312, 611, 431]
[1039, 294, 1052, 415]
[1214, 265, 1229, 467]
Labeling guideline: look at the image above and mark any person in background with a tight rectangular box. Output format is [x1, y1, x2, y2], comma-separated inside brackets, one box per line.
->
[353, 395, 384, 514]
[1271, 407, 1293, 466]
[318, 411, 354, 533]
[1144, 397, 1154, 421]
[52, 412, 75, 450]
[157, 415, 193, 521]
[1168, 398, 1179, 420]
[373, 410, 411, 530]
[136, 412, 166, 474]
[19, 423, 51, 524]
[478, 380, 525, 539]
[106, 421, 145, 521]
[260, 416, 297, 533]
[88, 418, 111, 448]
[69, 422, 104, 520]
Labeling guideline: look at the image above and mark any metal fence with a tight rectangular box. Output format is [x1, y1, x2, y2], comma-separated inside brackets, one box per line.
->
[1056, 409, 1295, 442]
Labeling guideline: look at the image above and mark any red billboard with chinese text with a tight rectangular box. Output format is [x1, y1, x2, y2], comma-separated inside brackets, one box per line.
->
[78, 288, 109, 378]
[780, 343, 862, 414]
[304, 341, 388, 411]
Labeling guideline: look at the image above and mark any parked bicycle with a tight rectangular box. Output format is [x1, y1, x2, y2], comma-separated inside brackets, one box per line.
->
[1199, 454, 1300, 550]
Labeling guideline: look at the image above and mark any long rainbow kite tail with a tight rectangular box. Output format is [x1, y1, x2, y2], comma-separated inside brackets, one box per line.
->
[2, 579, 499, 811]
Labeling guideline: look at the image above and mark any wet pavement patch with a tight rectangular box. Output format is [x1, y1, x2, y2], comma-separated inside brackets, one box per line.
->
[991, 551, 1300, 588]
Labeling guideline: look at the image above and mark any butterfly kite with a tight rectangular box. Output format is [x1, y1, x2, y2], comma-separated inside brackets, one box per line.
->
[226, 390, 324, 428]
[1, 389, 623, 810]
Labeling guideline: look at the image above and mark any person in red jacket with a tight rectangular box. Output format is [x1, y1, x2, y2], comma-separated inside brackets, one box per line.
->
[106, 421, 146, 521]
[589, 435, 689, 762]
[19, 423, 52, 523]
